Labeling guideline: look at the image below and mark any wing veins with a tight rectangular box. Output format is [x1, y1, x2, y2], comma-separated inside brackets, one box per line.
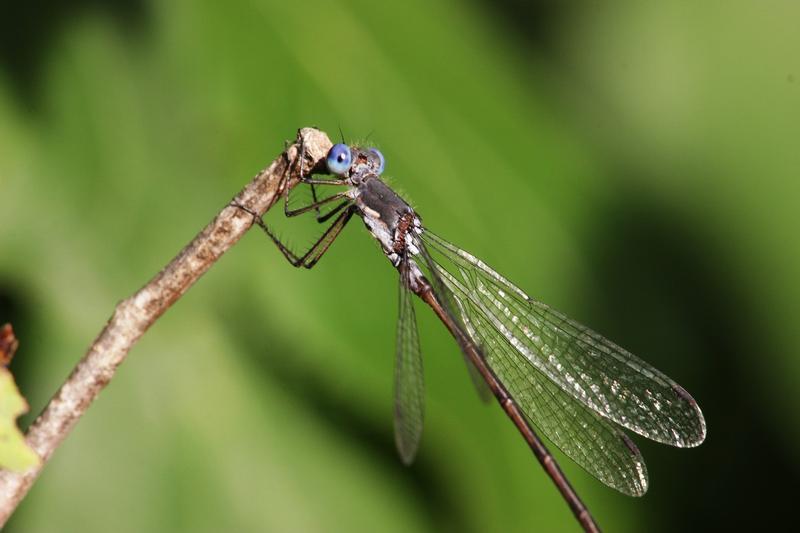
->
[419, 229, 706, 447]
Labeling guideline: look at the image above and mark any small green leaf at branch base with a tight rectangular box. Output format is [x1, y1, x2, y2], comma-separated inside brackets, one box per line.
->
[0, 368, 39, 471]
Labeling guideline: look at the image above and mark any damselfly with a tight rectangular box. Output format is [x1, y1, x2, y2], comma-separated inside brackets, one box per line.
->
[240, 136, 706, 532]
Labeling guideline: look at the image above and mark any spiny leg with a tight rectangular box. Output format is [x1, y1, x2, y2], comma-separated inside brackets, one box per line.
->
[232, 189, 346, 227]
[310, 183, 322, 219]
[234, 186, 352, 268]
[308, 183, 346, 223]
[283, 154, 349, 221]
[235, 134, 355, 267]
[305, 181, 351, 221]
[315, 200, 350, 223]
[284, 191, 350, 218]
[253, 204, 356, 269]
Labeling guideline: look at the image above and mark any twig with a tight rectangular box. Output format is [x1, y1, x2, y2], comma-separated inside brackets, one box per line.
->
[0, 127, 333, 526]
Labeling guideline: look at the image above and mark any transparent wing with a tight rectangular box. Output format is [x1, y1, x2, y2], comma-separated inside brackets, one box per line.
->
[455, 280, 649, 495]
[394, 259, 425, 465]
[417, 229, 706, 448]
[462, 353, 493, 403]
[410, 232, 648, 494]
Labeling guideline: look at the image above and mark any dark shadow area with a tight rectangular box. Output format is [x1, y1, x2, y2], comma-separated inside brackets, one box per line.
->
[0, 0, 149, 110]
[578, 181, 798, 531]
[0, 283, 27, 342]
[218, 295, 472, 533]
[475, 1, 579, 56]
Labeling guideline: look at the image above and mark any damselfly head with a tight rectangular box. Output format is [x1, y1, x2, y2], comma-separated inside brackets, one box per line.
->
[326, 144, 386, 178]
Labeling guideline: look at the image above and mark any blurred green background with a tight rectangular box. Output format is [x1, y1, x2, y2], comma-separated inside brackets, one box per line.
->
[1, 1, 798, 531]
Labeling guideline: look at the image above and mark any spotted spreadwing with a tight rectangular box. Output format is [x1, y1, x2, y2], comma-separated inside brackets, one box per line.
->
[236, 134, 707, 532]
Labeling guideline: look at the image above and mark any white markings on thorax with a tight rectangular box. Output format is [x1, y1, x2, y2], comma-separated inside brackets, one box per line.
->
[362, 206, 381, 219]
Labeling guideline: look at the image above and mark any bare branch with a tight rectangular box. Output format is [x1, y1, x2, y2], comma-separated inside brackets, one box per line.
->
[0, 127, 333, 526]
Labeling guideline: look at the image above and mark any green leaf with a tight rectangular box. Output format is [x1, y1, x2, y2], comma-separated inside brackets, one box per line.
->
[0, 368, 39, 472]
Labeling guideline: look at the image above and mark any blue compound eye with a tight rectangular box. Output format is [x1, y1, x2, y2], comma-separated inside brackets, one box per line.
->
[326, 143, 352, 175]
[369, 148, 385, 175]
